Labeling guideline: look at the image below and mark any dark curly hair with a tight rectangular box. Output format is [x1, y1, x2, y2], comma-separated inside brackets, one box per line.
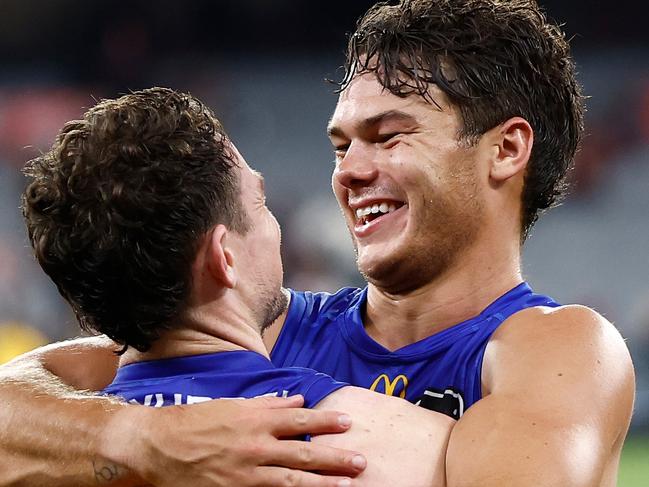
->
[22, 87, 250, 352]
[339, 0, 585, 239]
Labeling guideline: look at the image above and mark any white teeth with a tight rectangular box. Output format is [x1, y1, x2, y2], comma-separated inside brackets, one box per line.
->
[354, 202, 401, 222]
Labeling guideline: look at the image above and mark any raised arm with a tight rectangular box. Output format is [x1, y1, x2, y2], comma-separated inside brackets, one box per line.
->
[313, 387, 456, 487]
[0, 337, 366, 487]
[445, 305, 635, 487]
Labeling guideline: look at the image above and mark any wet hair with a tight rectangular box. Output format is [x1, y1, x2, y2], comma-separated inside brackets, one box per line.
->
[22, 87, 250, 352]
[339, 0, 585, 238]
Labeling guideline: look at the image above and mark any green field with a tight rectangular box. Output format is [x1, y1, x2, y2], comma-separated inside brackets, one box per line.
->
[618, 436, 649, 487]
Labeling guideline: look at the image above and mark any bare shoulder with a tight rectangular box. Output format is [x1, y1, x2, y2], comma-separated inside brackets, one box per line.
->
[314, 387, 454, 487]
[487, 304, 633, 376]
[1, 335, 120, 391]
[317, 386, 455, 437]
[484, 303, 635, 426]
[319, 385, 455, 425]
[494, 303, 626, 344]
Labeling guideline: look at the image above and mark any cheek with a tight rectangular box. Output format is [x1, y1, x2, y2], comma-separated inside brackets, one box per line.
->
[400, 165, 438, 201]
[401, 169, 424, 188]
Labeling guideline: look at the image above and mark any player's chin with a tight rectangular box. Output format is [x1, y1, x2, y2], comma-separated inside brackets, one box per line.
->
[357, 247, 400, 282]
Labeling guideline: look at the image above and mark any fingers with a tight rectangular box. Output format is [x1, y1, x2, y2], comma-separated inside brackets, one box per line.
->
[269, 408, 353, 437]
[240, 394, 305, 409]
[253, 466, 355, 487]
[261, 440, 366, 477]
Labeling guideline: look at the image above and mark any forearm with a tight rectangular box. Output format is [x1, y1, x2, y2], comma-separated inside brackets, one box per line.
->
[0, 357, 140, 486]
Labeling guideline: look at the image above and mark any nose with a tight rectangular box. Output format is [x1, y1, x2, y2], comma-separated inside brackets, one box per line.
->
[333, 142, 379, 190]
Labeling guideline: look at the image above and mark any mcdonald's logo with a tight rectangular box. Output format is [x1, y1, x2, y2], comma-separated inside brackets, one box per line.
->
[369, 373, 409, 398]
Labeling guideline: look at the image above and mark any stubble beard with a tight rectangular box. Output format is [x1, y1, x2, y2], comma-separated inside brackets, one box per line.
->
[257, 285, 289, 336]
[356, 170, 483, 295]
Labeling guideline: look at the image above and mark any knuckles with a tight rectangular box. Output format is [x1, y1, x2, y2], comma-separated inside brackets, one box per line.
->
[241, 441, 270, 462]
[282, 470, 302, 487]
[296, 444, 314, 466]
[293, 410, 309, 426]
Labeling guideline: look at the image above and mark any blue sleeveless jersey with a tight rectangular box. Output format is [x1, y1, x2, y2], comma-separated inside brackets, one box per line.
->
[104, 350, 347, 408]
[271, 282, 558, 418]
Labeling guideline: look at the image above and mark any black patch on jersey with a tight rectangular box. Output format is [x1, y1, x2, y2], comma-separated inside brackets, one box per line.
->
[415, 388, 465, 419]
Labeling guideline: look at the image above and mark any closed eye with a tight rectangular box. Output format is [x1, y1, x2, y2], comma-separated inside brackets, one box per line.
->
[333, 144, 349, 161]
[377, 132, 405, 148]
[377, 132, 400, 142]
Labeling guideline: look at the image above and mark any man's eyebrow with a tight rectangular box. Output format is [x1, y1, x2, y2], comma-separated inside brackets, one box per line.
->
[327, 110, 418, 138]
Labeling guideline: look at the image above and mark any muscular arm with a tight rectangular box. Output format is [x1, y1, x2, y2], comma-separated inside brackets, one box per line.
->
[0, 336, 366, 487]
[445, 305, 635, 487]
[314, 387, 455, 487]
[0, 338, 131, 485]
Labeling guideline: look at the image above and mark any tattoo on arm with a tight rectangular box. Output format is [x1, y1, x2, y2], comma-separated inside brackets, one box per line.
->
[92, 459, 122, 484]
[92, 459, 150, 487]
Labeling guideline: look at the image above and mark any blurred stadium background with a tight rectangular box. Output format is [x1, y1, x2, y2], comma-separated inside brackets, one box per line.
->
[0, 1, 647, 483]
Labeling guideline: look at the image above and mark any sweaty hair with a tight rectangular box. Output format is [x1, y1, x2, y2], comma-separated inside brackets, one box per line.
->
[339, 0, 585, 238]
[22, 87, 250, 352]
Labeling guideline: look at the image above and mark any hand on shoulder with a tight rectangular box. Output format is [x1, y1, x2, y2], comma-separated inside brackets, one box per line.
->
[106, 394, 365, 487]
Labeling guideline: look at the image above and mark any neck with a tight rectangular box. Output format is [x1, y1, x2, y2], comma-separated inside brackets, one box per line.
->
[365, 235, 522, 351]
[120, 301, 269, 367]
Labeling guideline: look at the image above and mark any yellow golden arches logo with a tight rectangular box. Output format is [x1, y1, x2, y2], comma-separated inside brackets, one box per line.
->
[369, 374, 409, 398]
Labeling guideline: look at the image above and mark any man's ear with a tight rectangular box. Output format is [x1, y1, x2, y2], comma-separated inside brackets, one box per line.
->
[489, 117, 533, 182]
[206, 224, 236, 289]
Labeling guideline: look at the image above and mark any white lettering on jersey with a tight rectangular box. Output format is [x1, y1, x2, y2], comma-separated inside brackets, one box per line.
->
[141, 393, 164, 407]
[186, 395, 212, 404]
[130, 390, 291, 406]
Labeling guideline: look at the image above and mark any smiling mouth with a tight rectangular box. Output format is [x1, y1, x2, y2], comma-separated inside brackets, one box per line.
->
[354, 201, 405, 225]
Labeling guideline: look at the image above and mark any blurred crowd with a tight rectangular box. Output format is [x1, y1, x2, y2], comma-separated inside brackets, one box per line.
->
[0, 0, 647, 430]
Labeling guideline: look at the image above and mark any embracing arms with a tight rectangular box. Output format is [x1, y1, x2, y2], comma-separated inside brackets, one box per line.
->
[2, 303, 630, 487]
[0, 336, 365, 487]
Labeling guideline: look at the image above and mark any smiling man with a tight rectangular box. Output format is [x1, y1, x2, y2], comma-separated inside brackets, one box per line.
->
[0, 1, 636, 487]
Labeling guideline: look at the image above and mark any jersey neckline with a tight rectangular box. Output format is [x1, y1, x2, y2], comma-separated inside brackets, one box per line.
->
[112, 350, 273, 383]
[339, 282, 532, 361]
